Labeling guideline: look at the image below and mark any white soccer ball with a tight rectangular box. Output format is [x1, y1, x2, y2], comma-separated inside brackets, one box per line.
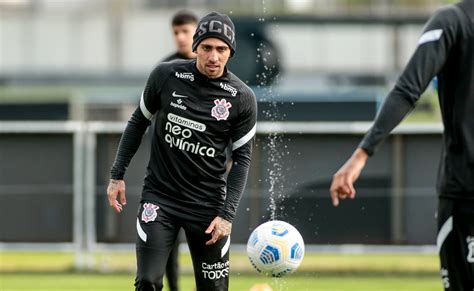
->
[247, 220, 305, 277]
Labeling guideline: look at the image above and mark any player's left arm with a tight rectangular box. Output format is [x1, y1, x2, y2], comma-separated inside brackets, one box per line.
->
[359, 5, 461, 155]
[206, 86, 257, 245]
[331, 6, 461, 206]
[108, 64, 166, 213]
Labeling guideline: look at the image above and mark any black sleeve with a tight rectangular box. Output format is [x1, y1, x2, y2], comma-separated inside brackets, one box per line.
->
[220, 86, 257, 222]
[110, 108, 151, 180]
[220, 142, 253, 222]
[359, 6, 460, 155]
[110, 64, 167, 179]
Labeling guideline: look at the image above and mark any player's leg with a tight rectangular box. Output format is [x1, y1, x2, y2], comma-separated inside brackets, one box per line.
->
[453, 200, 474, 290]
[182, 219, 230, 291]
[165, 238, 180, 291]
[437, 198, 472, 291]
[135, 202, 181, 291]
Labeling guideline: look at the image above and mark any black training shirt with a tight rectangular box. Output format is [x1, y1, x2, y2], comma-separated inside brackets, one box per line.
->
[111, 60, 257, 221]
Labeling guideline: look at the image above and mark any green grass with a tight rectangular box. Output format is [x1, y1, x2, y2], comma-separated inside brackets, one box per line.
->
[0, 252, 439, 275]
[0, 251, 443, 290]
[0, 273, 441, 291]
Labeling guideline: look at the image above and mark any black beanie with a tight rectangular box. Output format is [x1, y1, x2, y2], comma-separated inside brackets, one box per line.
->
[192, 12, 236, 57]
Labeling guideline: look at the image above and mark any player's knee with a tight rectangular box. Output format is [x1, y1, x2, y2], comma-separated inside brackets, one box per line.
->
[135, 276, 163, 291]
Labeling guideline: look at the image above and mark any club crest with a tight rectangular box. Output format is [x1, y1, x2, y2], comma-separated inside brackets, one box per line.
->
[211, 99, 232, 121]
[141, 203, 159, 223]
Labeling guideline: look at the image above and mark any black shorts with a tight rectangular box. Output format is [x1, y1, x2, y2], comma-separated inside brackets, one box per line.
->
[437, 198, 474, 291]
[134, 202, 230, 291]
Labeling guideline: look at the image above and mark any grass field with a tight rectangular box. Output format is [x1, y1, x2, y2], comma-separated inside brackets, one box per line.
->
[0, 251, 442, 291]
[0, 251, 440, 274]
[0, 273, 441, 291]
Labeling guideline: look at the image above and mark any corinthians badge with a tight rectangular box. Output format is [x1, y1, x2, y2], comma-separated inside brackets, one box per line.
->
[211, 99, 232, 121]
[141, 203, 159, 223]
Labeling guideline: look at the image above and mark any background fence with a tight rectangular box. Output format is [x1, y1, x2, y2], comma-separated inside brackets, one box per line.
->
[0, 121, 443, 255]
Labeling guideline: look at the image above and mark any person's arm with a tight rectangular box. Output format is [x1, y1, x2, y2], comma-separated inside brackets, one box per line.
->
[109, 105, 153, 180]
[205, 86, 257, 245]
[330, 6, 460, 207]
[359, 5, 460, 155]
[107, 65, 164, 213]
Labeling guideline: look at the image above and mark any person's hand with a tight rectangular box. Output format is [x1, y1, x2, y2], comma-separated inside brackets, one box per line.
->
[107, 179, 126, 213]
[205, 216, 232, 245]
[330, 148, 369, 207]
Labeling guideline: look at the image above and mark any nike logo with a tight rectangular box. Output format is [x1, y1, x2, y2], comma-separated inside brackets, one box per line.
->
[172, 91, 188, 98]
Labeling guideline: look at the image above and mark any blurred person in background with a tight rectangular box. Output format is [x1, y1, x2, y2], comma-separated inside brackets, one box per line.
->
[163, 10, 198, 62]
[330, 1, 474, 290]
[107, 12, 257, 291]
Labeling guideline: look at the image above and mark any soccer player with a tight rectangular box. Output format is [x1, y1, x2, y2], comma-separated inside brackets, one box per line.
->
[329, 1, 473, 290]
[162, 10, 198, 62]
[157, 11, 198, 291]
[107, 12, 257, 291]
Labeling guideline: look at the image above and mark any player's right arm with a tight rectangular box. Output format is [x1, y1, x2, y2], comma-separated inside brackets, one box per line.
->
[330, 5, 461, 207]
[107, 65, 165, 213]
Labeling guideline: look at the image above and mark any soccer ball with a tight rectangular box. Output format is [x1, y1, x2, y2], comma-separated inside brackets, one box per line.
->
[247, 220, 305, 277]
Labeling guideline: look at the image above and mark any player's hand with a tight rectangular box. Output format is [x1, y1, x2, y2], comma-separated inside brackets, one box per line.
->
[205, 216, 232, 245]
[107, 179, 127, 213]
[330, 148, 369, 207]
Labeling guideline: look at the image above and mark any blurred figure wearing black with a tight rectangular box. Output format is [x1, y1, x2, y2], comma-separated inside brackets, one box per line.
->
[163, 11, 198, 62]
[330, 1, 474, 290]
